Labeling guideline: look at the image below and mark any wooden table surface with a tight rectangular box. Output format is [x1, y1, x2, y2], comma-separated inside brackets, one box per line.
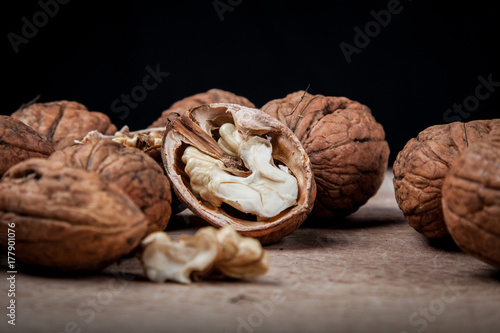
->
[2, 170, 500, 333]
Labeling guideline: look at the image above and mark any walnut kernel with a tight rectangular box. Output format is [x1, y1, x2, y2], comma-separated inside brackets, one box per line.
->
[140, 225, 269, 283]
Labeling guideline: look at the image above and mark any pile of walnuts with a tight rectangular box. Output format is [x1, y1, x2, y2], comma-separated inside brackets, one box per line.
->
[0, 89, 391, 278]
[1, 101, 173, 271]
[10, 88, 499, 279]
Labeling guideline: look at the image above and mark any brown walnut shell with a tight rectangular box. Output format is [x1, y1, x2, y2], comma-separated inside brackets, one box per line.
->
[162, 103, 316, 244]
[0, 115, 54, 176]
[148, 89, 255, 129]
[49, 139, 172, 234]
[11, 100, 117, 150]
[0, 159, 148, 271]
[442, 133, 500, 268]
[261, 91, 389, 218]
[393, 119, 500, 238]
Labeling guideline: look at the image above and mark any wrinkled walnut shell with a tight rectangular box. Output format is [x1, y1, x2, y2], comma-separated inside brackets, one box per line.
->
[393, 119, 500, 238]
[0, 159, 148, 271]
[442, 133, 500, 268]
[149, 89, 255, 129]
[162, 103, 316, 244]
[11, 100, 117, 150]
[0, 115, 54, 176]
[261, 91, 389, 218]
[49, 138, 172, 234]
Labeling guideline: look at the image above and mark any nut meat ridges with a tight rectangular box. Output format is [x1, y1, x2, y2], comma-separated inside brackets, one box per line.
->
[162, 103, 316, 244]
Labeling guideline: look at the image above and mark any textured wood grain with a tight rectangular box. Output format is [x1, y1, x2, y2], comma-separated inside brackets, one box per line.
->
[1, 170, 499, 333]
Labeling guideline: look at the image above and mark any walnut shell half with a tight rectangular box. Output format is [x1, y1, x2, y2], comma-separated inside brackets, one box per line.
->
[0, 159, 148, 271]
[11, 100, 117, 150]
[393, 119, 500, 238]
[0, 115, 54, 176]
[148, 89, 255, 129]
[49, 138, 172, 234]
[162, 103, 316, 244]
[261, 91, 389, 218]
[442, 133, 500, 268]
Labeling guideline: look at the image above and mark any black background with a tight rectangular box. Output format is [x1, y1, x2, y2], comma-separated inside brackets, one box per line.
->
[4, 0, 499, 164]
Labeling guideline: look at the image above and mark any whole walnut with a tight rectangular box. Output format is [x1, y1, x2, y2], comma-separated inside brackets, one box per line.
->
[261, 91, 389, 218]
[148, 88, 255, 128]
[49, 138, 172, 234]
[393, 119, 500, 238]
[442, 133, 500, 268]
[0, 115, 54, 176]
[11, 100, 117, 150]
[0, 159, 148, 271]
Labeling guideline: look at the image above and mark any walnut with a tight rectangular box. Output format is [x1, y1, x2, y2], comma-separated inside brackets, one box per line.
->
[0, 159, 148, 271]
[442, 133, 500, 268]
[393, 119, 500, 238]
[140, 225, 269, 283]
[11, 100, 117, 150]
[49, 138, 172, 234]
[148, 88, 255, 129]
[162, 103, 316, 244]
[261, 91, 389, 218]
[0, 115, 54, 176]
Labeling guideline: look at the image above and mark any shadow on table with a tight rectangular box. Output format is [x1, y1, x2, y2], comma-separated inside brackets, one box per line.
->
[425, 235, 462, 253]
[165, 210, 210, 231]
[98, 266, 284, 287]
[487, 269, 500, 282]
[1, 260, 99, 279]
[470, 266, 500, 283]
[303, 206, 405, 230]
[0, 252, 144, 281]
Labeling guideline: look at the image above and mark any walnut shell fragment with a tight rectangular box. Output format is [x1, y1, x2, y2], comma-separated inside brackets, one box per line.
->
[112, 126, 165, 169]
[140, 225, 269, 283]
[148, 88, 255, 129]
[162, 103, 316, 244]
[442, 133, 500, 268]
[11, 100, 117, 150]
[393, 119, 500, 238]
[49, 138, 172, 234]
[0, 115, 54, 176]
[0, 159, 148, 271]
[261, 91, 389, 218]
